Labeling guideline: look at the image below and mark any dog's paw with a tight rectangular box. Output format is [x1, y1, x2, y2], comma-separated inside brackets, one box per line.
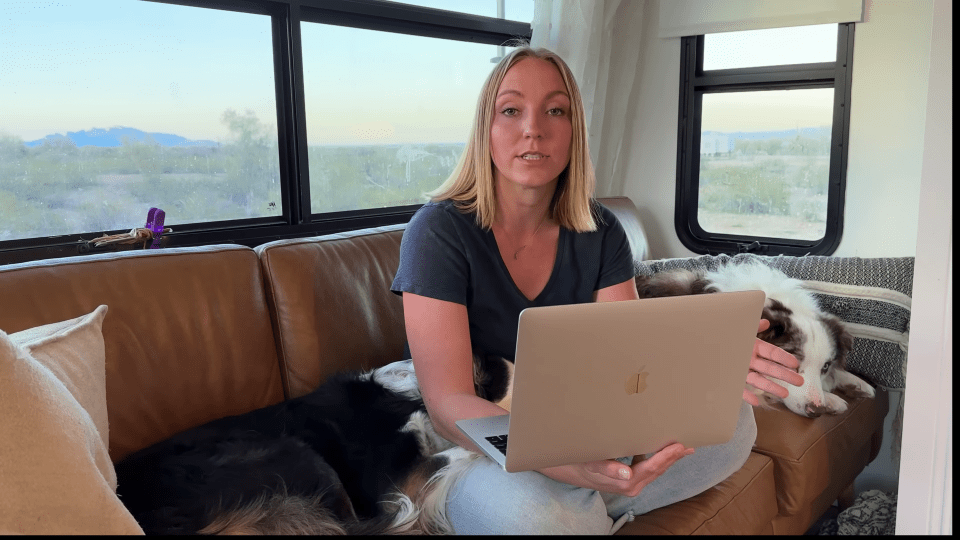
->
[371, 360, 421, 399]
[747, 387, 781, 409]
[823, 392, 849, 414]
[830, 370, 877, 399]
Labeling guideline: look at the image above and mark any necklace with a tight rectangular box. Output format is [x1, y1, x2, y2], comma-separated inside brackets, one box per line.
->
[511, 214, 548, 260]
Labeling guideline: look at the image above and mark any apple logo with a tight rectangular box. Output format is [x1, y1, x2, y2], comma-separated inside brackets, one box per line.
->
[624, 366, 650, 395]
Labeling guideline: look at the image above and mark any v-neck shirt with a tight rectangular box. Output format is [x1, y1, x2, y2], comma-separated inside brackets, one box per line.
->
[391, 199, 635, 362]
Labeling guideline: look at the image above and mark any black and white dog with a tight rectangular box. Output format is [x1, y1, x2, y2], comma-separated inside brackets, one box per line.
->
[114, 353, 513, 535]
[634, 262, 876, 417]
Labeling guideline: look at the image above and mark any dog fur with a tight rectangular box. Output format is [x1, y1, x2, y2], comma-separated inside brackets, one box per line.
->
[115, 353, 512, 535]
[634, 262, 876, 417]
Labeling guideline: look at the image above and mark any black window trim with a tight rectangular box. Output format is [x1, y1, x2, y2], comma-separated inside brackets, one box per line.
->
[0, 0, 530, 265]
[675, 23, 855, 256]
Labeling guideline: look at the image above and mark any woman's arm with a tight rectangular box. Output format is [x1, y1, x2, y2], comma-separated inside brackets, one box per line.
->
[402, 292, 509, 452]
[593, 277, 640, 302]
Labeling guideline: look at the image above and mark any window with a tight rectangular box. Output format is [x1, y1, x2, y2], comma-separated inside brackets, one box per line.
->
[300, 23, 512, 214]
[0, 0, 531, 262]
[0, 1, 281, 242]
[676, 23, 854, 256]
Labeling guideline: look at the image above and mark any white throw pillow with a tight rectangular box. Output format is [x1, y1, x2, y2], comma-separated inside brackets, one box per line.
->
[0, 306, 143, 534]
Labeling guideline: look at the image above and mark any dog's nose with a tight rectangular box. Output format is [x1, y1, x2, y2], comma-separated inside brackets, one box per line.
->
[804, 404, 824, 417]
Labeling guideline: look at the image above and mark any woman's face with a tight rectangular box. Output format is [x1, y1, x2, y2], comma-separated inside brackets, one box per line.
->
[490, 57, 573, 193]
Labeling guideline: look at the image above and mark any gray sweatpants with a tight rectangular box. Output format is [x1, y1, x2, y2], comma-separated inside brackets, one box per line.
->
[445, 401, 757, 534]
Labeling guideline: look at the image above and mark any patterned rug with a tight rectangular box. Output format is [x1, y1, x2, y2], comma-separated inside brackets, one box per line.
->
[819, 490, 898, 535]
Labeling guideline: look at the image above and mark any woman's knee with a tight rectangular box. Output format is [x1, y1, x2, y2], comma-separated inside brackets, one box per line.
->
[445, 458, 613, 535]
[727, 400, 758, 466]
[691, 401, 757, 485]
[604, 402, 757, 518]
[700, 401, 757, 480]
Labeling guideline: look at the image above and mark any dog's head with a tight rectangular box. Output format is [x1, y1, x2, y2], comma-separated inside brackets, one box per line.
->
[473, 352, 514, 412]
[755, 299, 858, 417]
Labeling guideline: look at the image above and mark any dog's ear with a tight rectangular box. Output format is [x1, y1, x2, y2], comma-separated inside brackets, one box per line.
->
[821, 314, 854, 369]
[758, 299, 793, 342]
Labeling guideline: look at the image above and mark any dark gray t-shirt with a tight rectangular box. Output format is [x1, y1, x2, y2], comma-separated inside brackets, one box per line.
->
[391, 199, 634, 361]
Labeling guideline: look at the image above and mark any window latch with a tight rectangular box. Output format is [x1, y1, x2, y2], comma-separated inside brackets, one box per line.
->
[737, 241, 764, 254]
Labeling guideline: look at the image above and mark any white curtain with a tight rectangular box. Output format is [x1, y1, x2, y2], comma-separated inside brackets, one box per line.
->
[531, 0, 646, 198]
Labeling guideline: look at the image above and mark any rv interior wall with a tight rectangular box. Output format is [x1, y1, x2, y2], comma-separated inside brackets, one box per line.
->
[608, 0, 934, 260]
[564, 0, 948, 524]
[897, 0, 952, 534]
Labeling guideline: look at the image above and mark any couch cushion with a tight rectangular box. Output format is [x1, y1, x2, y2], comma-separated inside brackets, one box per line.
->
[256, 225, 408, 398]
[0, 245, 285, 461]
[617, 452, 778, 535]
[753, 390, 889, 527]
[1, 307, 143, 534]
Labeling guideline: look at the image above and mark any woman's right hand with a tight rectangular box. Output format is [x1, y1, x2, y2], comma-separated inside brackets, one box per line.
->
[537, 443, 695, 497]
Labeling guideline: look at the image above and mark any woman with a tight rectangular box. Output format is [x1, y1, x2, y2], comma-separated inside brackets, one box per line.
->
[391, 46, 803, 534]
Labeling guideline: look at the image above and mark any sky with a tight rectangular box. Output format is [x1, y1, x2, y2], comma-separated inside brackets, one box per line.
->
[0, 1, 834, 145]
[701, 24, 838, 133]
[702, 88, 835, 134]
[0, 0, 533, 145]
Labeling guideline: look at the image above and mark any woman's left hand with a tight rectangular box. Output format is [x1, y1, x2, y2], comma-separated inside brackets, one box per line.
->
[743, 319, 805, 405]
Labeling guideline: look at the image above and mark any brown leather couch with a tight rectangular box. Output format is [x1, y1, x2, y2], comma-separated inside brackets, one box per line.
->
[0, 197, 887, 535]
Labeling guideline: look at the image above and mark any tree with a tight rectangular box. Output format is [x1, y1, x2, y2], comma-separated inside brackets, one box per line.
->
[220, 109, 280, 214]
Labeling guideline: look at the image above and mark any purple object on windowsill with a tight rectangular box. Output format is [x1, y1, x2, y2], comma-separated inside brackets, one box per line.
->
[145, 207, 166, 249]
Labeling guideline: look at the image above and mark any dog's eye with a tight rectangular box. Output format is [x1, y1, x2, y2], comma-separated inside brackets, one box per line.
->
[821, 361, 833, 375]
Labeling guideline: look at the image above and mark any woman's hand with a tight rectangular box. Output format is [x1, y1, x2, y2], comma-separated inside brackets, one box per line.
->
[538, 443, 695, 496]
[743, 319, 805, 405]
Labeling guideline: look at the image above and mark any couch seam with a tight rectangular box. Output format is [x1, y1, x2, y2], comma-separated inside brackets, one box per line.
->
[0, 244, 252, 274]
[254, 224, 406, 255]
[256, 254, 293, 400]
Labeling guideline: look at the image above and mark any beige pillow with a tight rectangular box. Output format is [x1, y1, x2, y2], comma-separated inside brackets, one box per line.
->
[0, 306, 143, 534]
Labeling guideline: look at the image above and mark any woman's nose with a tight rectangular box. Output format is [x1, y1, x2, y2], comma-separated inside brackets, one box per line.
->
[523, 114, 544, 139]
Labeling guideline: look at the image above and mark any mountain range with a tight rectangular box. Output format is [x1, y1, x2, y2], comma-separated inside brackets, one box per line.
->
[22, 125, 830, 149]
[25, 127, 219, 148]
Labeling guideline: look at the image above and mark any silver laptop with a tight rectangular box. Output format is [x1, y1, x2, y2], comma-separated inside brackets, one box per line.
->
[456, 290, 765, 472]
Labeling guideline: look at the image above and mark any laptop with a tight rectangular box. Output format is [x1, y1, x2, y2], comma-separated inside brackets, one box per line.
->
[456, 290, 765, 472]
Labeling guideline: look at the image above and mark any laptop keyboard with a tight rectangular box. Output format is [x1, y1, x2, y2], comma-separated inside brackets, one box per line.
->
[485, 434, 508, 455]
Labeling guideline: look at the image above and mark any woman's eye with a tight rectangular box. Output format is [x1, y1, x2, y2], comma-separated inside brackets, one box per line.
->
[548, 107, 566, 116]
[501, 107, 519, 116]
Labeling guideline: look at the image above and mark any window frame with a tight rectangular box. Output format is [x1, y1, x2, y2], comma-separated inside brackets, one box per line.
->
[675, 23, 855, 256]
[0, 0, 530, 265]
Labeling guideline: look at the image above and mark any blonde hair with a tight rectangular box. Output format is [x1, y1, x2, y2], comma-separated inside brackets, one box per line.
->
[427, 45, 598, 232]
